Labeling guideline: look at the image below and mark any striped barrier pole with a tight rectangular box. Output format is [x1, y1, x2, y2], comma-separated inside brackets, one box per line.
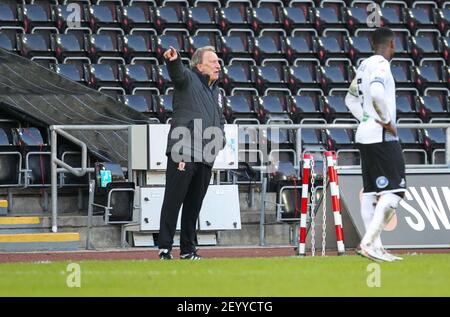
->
[298, 153, 312, 256]
[325, 151, 346, 255]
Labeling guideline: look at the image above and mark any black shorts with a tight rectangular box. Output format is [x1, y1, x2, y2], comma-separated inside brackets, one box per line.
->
[357, 141, 407, 195]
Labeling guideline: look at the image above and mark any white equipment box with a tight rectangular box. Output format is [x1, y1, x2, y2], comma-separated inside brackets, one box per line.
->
[148, 124, 238, 170]
[140, 185, 241, 231]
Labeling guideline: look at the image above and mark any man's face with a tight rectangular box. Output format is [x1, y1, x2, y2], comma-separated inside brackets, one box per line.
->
[197, 51, 221, 82]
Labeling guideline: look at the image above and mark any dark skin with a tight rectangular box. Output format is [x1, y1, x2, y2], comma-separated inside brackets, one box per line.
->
[373, 37, 397, 137]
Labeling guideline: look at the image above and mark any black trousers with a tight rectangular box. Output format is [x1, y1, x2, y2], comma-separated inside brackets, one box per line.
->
[157, 155, 212, 254]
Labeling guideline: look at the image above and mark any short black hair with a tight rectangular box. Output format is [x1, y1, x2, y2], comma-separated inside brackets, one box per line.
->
[371, 27, 395, 48]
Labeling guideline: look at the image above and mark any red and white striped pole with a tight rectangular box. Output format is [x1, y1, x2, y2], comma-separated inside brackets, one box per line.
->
[298, 153, 312, 256]
[325, 151, 345, 255]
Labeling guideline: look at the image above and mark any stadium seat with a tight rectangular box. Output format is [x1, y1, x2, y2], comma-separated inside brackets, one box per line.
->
[409, 34, 441, 64]
[345, 35, 373, 65]
[397, 128, 427, 165]
[152, 5, 185, 33]
[0, 127, 21, 186]
[85, 63, 121, 89]
[153, 64, 173, 95]
[118, 94, 156, 116]
[343, 7, 369, 32]
[396, 92, 419, 122]
[391, 64, 413, 88]
[218, 34, 252, 64]
[250, 34, 286, 65]
[247, 7, 282, 34]
[154, 94, 173, 123]
[0, 30, 19, 54]
[255, 95, 290, 123]
[118, 4, 153, 32]
[314, 36, 346, 63]
[222, 64, 254, 95]
[88, 4, 121, 32]
[12, 127, 51, 186]
[324, 128, 354, 151]
[253, 65, 288, 95]
[119, 34, 154, 64]
[53, 4, 89, 33]
[19, 4, 54, 33]
[120, 63, 154, 94]
[417, 95, 449, 123]
[411, 65, 447, 93]
[50, 63, 86, 84]
[184, 7, 216, 34]
[17, 33, 52, 58]
[153, 33, 186, 64]
[423, 128, 446, 164]
[441, 37, 450, 63]
[85, 33, 122, 63]
[319, 95, 354, 123]
[223, 95, 258, 124]
[279, 6, 310, 34]
[0, 1, 21, 28]
[185, 34, 218, 57]
[285, 65, 318, 94]
[52, 34, 87, 63]
[283, 32, 315, 64]
[380, 7, 404, 28]
[288, 95, 323, 123]
[404, 8, 434, 33]
[317, 65, 350, 94]
[216, 7, 250, 35]
[311, 7, 343, 32]
[435, 8, 450, 35]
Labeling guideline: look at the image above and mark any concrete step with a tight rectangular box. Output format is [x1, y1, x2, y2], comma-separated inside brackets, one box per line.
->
[0, 216, 43, 228]
[0, 232, 81, 252]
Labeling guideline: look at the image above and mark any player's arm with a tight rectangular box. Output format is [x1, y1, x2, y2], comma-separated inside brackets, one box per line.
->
[344, 78, 364, 121]
[370, 81, 397, 136]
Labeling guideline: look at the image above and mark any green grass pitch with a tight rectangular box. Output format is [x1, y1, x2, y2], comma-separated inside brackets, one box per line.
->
[0, 253, 449, 296]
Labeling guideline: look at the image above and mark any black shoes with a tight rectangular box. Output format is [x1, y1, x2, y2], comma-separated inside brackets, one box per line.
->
[180, 250, 202, 260]
[159, 249, 173, 260]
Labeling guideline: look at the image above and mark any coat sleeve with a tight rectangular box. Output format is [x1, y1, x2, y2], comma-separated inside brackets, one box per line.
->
[166, 54, 189, 86]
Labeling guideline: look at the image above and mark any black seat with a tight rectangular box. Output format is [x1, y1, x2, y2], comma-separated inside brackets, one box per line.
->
[256, 95, 288, 123]
[435, 8, 450, 35]
[153, 65, 173, 94]
[247, 7, 281, 34]
[223, 95, 257, 124]
[250, 34, 285, 64]
[320, 95, 352, 123]
[17, 33, 52, 58]
[283, 33, 315, 64]
[324, 128, 354, 151]
[218, 34, 251, 64]
[153, 34, 185, 64]
[88, 4, 120, 32]
[417, 95, 448, 123]
[0, 2, 20, 28]
[311, 7, 342, 32]
[412, 65, 446, 93]
[317, 65, 350, 93]
[50, 63, 86, 84]
[20, 4, 54, 33]
[93, 162, 134, 224]
[184, 7, 215, 34]
[120, 63, 154, 94]
[288, 95, 322, 123]
[0, 30, 18, 53]
[216, 7, 249, 35]
[345, 35, 372, 64]
[12, 127, 50, 186]
[120, 34, 154, 64]
[409, 34, 440, 64]
[85, 33, 121, 63]
[0, 127, 21, 186]
[85, 63, 120, 88]
[279, 6, 310, 34]
[404, 8, 434, 33]
[380, 7, 404, 28]
[285, 65, 318, 94]
[314, 36, 345, 63]
[154, 94, 173, 123]
[343, 7, 369, 32]
[222, 64, 254, 95]
[396, 93, 418, 121]
[53, 4, 89, 33]
[119, 4, 152, 32]
[185, 34, 217, 57]
[118, 94, 155, 115]
[52, 34, 86, 62]
[152, 5, 184, 33]
[253, 65, 286, 95]
[391, 64, 412, 88]
[394, 31, 410, 58]
[423, 128, 446, 163]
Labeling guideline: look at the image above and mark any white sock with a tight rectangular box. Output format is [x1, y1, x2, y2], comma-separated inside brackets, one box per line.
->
[361, 193, 401, 247]
[360, 194, 383, 249]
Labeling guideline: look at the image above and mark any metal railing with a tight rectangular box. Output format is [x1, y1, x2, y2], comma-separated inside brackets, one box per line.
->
[50, 125, 132, 233]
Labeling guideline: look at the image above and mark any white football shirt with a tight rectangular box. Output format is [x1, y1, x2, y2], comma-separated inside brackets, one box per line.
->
[348, 55, 398, 144]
